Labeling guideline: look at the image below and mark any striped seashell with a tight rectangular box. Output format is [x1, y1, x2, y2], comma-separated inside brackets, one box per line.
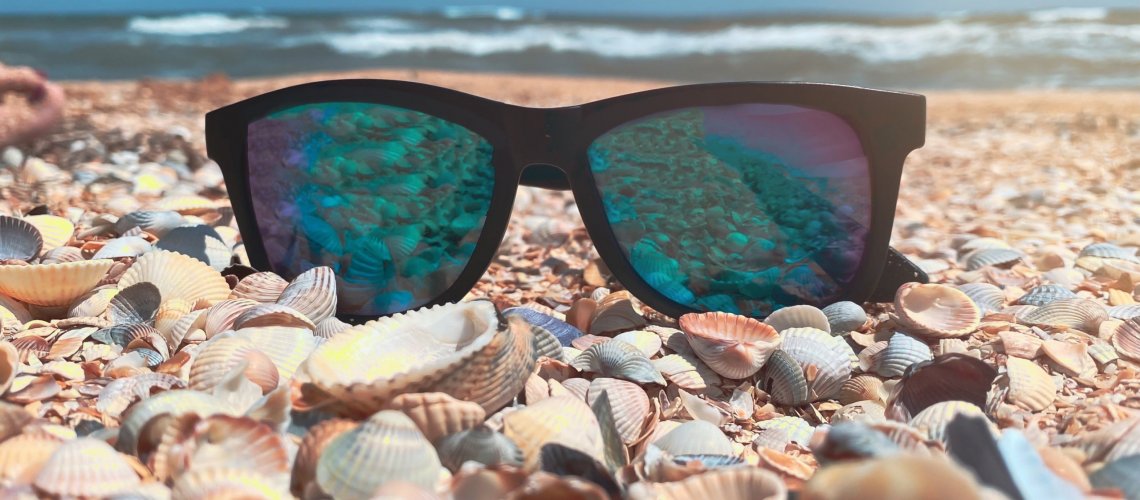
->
[764, 305, 831, 334]
[678, 311, 781, 379]
[1112, 318, 1140, 362]
[612, 330, 663, 358]
[999, 331, 1043, 359]
[909, 400, 991, 443]
[33, 438, 139, 498]
[1020, 298, 1108, 332]
[759, 350, 811, 406]
[1088, 341, 1120, 366]
[895, 283, 981, 338]
[290, 418, 357, 497]
[933, 338, 969, 356]
[0, 342, 17, 396]
[40, 245, 84, 264]
[0, 215, 42, 261]
[571, 339, 665, 385]
[22, 215, 73, 254]
[201, 299, 259, 337]
[384, 392, 485, 444]
[839, 374, 887, 405]
[503, 396, 604, 471]
[1017, 284, 1077, 307]
[154, 415, 289, 484]
[876, 332, 932, 378]
[231, 326, 319, 382]
[822, 301, 868, 333]
[628, 467, 785, 500]
[1108, 304, 1140, 321]
[1004, 357, 1056, 411]
[276, 266, 337, 324]
[1042, 340, 1097, 378]
[436, 425, 524, 472]
[588, 290, 647, 334]
[803, 455, 985, 499]
[189, 336, 279, 393]
[570, 334, 610, 351]
[317, 411, 442, 499]
[119, 250, 229, 306]
[586, 378, 651, 445]
[653, 420, 734, 457]
[653, 352, 721, 392]
[866, 420, 943, 456]
[560, 378, 591, 400]
[0, 431, 62, 486]
[537, 443, 622, 497]
[172, 467, 289, 500]
[528, 321, 565, 362]
[9, 336, 50, 362]
[116, 389, 229, 454]
[96, 372, 185, 419]
[0, 259, 113, 306]
[154, 226, 233, 272]
[503, 307, 583, 347]
[107, 282, 161, 326]
[955, 283, 1006, 314]
[885, 354, 996, 421]
[1079, 242, 1139, 263]
[232, 303, 314, 331]
[229, 272, 288, 303]
[67, 286, 119, 319]
[114, 210, 184, 238]
[757, 415, 815, 445]
[964, 247, 1024, 271]
[314, 316, 351, 339]
[92, 236, 152, 260]
[830, 400, 888, 424]
[779, 327, 853, 401]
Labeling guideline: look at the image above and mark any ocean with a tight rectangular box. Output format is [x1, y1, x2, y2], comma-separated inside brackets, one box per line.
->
[2, 6, 1140, 89]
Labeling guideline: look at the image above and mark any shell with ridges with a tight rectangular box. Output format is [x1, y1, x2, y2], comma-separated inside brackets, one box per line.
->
[1041, 340, 1096, 378]
[189, 336, 279, 393]
[228, 272, 288, 303]
[1004, 357, 1056, 411]
[1108, 304, 1140, 321]
[758, 349, 811, 406]
[118, 250, 229, 306]
[384, 392, 486, 443]
[22, 215, 73, 254]
[316, 410, 441, 499]
[586, 378, 650, 445]
[0, 431, 62, 486]
[999, 331, 1043, 359]
[41, 245, 83, 263]
[779, 327, 853, 401]
[895, 283, 981, 338]
[290, 418, 357, 497]
[276, 266, 337, 324]
[757, 415, 814, 445]
[230, 326, 319, 382]
[117, 389, 229, 454]
[652, 420, 734, 457]
[107, 282, 161, 326]
[232, 303, 315, 331]
[571, 339, 665, 385]
[92, 236, 152, 260]
[822, 301, 867, 333]
[839, 374, 887, 405]
[503, 395, 604, 471]
[314, 316, 351, 339]
[435, 425, 524, 472]
[908, 400, 991, 443]
[115, 210, 184, 237]
[876, 332, 932, 378]
[802, 455, 986, 499]
[503, 306, 583, 347]
[0, 259, 114, 306]
[33, 437, 139, 497]
[1080, 242, 1139, 262]
[0, 215, 42, 261]
[764, 305, 831, 334]
[964, 247, 1023, 270]
[1112, 318, 1140, 362]
[653, 352, 721, 392]
[1020, 298, 1108, 332]
[955, 283, 1005, 314]
[628, 466, 786, 500]
[1017, 284, 1077, 307]
[201, 299, 259, 337]
[678, 311, 781, 379]
[612, 330, 663, 358]
[172, 466, 289, 500]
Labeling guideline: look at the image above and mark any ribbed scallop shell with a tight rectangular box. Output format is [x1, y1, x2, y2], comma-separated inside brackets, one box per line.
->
[895, 283, 981, 338]
[830, 401, 887, 424]
[107, 282, 161, 326]
[201, 299, 259, 337]
[40, 245, 84, 264]
[885, 354, 996, 420]
[1005, 357, 1056, 411]
[764, 305, 831, 334]
[0, 259, 113, 306]
[964, 247, 1024, 270]
[529, 321, 566, 362]
[1020, 298, 1108, 332]
[839, 374, 886, 405]
[317, 410, 441, 499]
[586, 378, 650, 445]
[653, 353, 720, 392]
[588, 290, 647, 334]
[1090, 455, 1140, 500]
[436, 425, 524, 472]
[757, 415, 814, 446]
[276, 266, 337, 324]
[628, 467, 785, 500]
[228, 272, 288, 303]
[425, 315, 536, 414]
[779, 327, 853, 401]
[118, 250, 229, 306]
[384, 392, 485, 443]
[503, 395, 604, 471]
[652, 420, 734, 457]
[822, 301, 868, 333]
[314, 316, 351, 339]
[876, 332, 932, 378]
[0, 215, 42, 261]
[117, 390, 229, 454]
[91, 236, 152, 260]
[1041, 340, 1096, 378]
[0, 432, 62, 485]
[503, 307, 583, 347]
[1112, 318, 1140, 362]
[1108, 304, 1140, 321]
[955, 283, 1005, 314]
[1017, 284, 1077, 307]
[153, 226, 233, 272]
[115, 210, 184, 237]
[23, 215, 73, 254]
[570, 339, 665, 385]
[232, 303, 314, 330]
[803, 455, 984, 498]
[33, 438, 139, 497]
[758, 350, 810, 406]
[230, 326, 319, 382]
[189, 336, 279, 393]
[172, 466, 289, 500]
[1080, 242, 1139, 262]
[678, 311, 781, 379]
[1088, 341, 1120, 366]
[291, 418, 357, 497]
[612, 330, 663, 358]
[909, 400, 990, 443]
[96, 372, 185, 419]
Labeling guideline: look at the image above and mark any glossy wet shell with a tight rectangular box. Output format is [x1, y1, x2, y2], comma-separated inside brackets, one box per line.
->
[118, 250, 230, 306]
[276, 266, 337, 324]
[821, 301, 868, 333]
[779, 327, 853, 401]
[384, 392, 486, 443]
[586, 378, 650, 445]
[628, 467, 786, 500]
[0, 259, 114, 306]
[0, 215, 43, 261]
[909, 400, 991, 443]
[33, 438, 140, 497]
[503, 395, 604, 471]
[316, 410, 442, 500]
[436, 425, 524, 472]
[1020, 298, 1108, 333]
[764, 305, 831, 334]
[1112, 318, 1140, 362]
[652, 420, 734, 457]
[876, 332, 933, 378]
[570, 339, 665, 385]
[678, 311, 782, 379]
[1005, 357, 1056, 411]
[894, 283, 981, 338]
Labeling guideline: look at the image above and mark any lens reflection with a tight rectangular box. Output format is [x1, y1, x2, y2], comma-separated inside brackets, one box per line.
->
[247, 102, 495, 316]
[588, 104, 870, 317]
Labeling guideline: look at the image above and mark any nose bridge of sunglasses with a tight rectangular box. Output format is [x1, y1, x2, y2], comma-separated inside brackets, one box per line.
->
[519, 163, 571, 190]
[504, 106, 582, 185]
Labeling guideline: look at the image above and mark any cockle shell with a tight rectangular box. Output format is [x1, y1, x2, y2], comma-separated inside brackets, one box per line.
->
[232, 303, 314, 331]
[560, 378, 591, 401]
[571, 339, 665, 385]
[503, 307, 583, 347]
[778, 327, 853, 401]
[107, 282, 160, 326]
[189, 336, 279, 393]
[171, 467, 289, 500]
[1108, 304, 1140, 321]
[885, 354, 996, 421]
[0, 259, 113, 306]
[1112, 318, 1140, 361]
[1020, 298, 1108, 332]
[314, 316, 351, 339]
[628, 467, 786, 500]
[0, 431, 62, 486]
[830, 401, 887, 424]
[22, 214, 73, 253]
[115, 210, 184, 237]
[384, 392, 486, 443]
[154, 225, 233, 271]
[588, 290, 646, 334]
[41, 245, 84, 263]
[0, 215, 42, 261]
[1004, 357, 1056, 411]
[155, 415, 289, 484]
[876, 332, 932, 378]
[908, 400, 991, 443]
[155, 298, 193, 335]
[276, 266, 337, 324]
[586, 378, 650, 445]
[91, 236, 152, 259]
[652, 419, 735, 458]
[964, 247, 1024, 270]
[537, 443, 622, 496]
[758, 350, 810, 406]
[1079, 242, 1139, 263]
[1017, 284, 1077, 307]
[230, 326, 319, 382]
[1000, 331, 1043, 359]
[821, 301, 868, 333]
[529, 322, 566, 362]
[436, 425, 525, 472]
[894, 283, 981, 338]
[1041, 340, 1096, 378]
[956, 282, 1005, 314]
[612, 330, 663, 358]
[291, 418, 357, 497]
[198, 299, 258, 338]
[839, 374, 887, 405]
[764, 305, 831, 334]
[229, 272, 288, 303]
[117, 389, 230, 454]
[96, 372, 185, 419]
[678, 311, 781, 379]
[33, 438, 140, 497]
[118, 250, 229, 306]
[503, 396, 604, 471]
[317, 410, 442, 499]
[802, 456, 986, 500]
[653, 353, 720, 392]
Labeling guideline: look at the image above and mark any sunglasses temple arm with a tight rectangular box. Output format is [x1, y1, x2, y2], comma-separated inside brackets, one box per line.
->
[868, 246, 929, 302]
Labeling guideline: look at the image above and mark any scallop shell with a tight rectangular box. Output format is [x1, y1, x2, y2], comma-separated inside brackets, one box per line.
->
[895, 283, 981, 338]
[384, 392, 486, 444]
[1041, 340, 1096, 378]
[1017, 284, 1077, 307]
[1108, 304, 1140, 321]
[652, 420, 734, 458]
[1080, 242, 1139, 263]
[779, 327, 853, 401]
[172, 466, 289, 500]
[202, 299, 259, 336]
[955, 283, 1005, 314]
[107, 282, 161, 325]
[821, 301, 868, 333]
[155, 298, 193, 335]
[22, 215, 73, 254]
[999, 331, 1043, 359]
[570, 339, 665, 385]
[909, 400, 991, 443]
[317, 410, 441, 499]
[802, 455, 985, 499]
[628, 467, 786, 500]
[876, 332, 932, 378]
[653, 353, 721, 392]
[757, 415, 815, 445]
[528, 321, 566, 362]
[33, 438, 139, 497]
[0, 342, 17, 396]
[118, 250, 230, 306]
[92, 236, 152, 260]
[0, 259, 113, 306]
[1112, 318, 1140, 362]
[503, 307, 583, 347]
[1020, 298, 1108, 332]
[838, 374, 887, 405]
[40, 245, 83, 263]
[1004, 357, 1056, 411]
[189, 336, 279, 393]
[290, 418, 357, 497]
[758, 350, 810, 406]
[232, 303, 315, 331]
[436, 425, 524, 472]
[560, 378, 591, 401]
[537, 443, 622, 497]
[678, 311, 781, 379]
[115, 210, 184, 238]
[764, 305, 831, 334]
[0, 216, 42, 261]
[830, 400, 887, 424]
[586, 378, 650, 445]
[885, 353, 996, 420]
[230, 326, 319, 382]
[154, 225, 233, 271]
[160, 415, 290, 484]
[229, 272, 288, 303]
[96, 372, 185, 419]
[0, 432, 62, 486]
[964, 247, 1024, 270]
[588, 290, 646, 334]
[314, 316, 351, 339]
[1088, 341, 1120, 366]
[276, 266, 337, 324]
[117, 389, 229, 454]
[503, 395, 604, 471]
[612, 330, 663, 358]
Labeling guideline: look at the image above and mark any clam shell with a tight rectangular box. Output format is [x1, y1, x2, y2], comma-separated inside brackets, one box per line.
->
[764, 305, 831, 334]
[33, 438, 139, 497]
[118, 250, 229, 306]
[895, 283, 981, 338]
[628, 467, 786, 500]
[653, 419, 734, 456]
[1080, 242, 1139, 263]
[22, 215, 73, 254]
[1017, 284, 1077, 307]
[1090, 455, 1140, 500]
[40, 245, 83, 264]
[503, 395, 604, 471]
[0, 215, 42, 261]
[0, 259, 114, 306]
[317, 410, 441, 499]
[909, 400, 990, 443]
[885, 353, 996, 420]
[1041, 340, 1096, 378]
[0, 432, 62, 486]
[653, 353, 721, 392]
[384, 392, 486, 443]
[1108, 304, 1140, 321]
[964, 247, 1024, 270]
[757, 415, 815, 445]
[426, 315, 536, 414]
[1020, 298, 1108, 332]
[108, 282, 161, 325]
[91, 236, 152, 259]
[503, 307, 583, 347]
[1000, 331, 1043, 359]
[956, 283, 1005, 314]
[1112, 318, 1140, 362]
[678, 311, 781, 379]
[233, 303, 314, 330]
[876, 332, 932, 378]
[802, 455, 985, 499]
[189, 336, 279, 393]
[758, 350, 810, 406]
[612, 330, 663, 358]
[115, 210, 184, 238]
[779, 327, 853, 401]
[821, 301, 868, 333]
[276, 266, 337, 324]
[172, 466, 289, 500]
[838, 374, 887, 405]
[586, 378, 650, 445]
[588, 290, 646, 334]
[1004, 357, 1056, 411]
[202, 299, 259, 336]
[1088, 341, 1120, 366]
[228, 272, 288, 303]
[436, 425, 524, 472]
[291, 418, 357, 497]
[230, 326, 319, 382]
[571, 339, 665, 385]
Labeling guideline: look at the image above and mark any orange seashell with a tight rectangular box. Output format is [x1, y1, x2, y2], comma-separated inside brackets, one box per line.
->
[678, 311, 781, 379]
[1041, 340, 1097, 378]
[0, 431, 62, 486]
[33, 437, 140, 497]
[503, 396, 604, 471]
[999, 331, 1043, 359]
[894, 283, 981, 338]
[1004, 357, 1056, 411]
[838, 374, 887, 405]
[0, 259, 114, 306]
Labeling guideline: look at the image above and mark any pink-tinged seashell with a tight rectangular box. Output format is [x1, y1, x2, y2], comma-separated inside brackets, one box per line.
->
[201, 298, 259, 337]
[118, 250, 230, 306]
[586, 378, 650, 445]
[963, 247, 1023, 271]
[678, 311, 781, 379]
[612, 330, 662, 358]
[999, 331, 1043, 359]
[1041, 340, 1097, 378]
[0, 402, 33, 442]
[0, 259, 113, 306]
[317, 411, 443, 499]
[384, 392, 486, 443]
[955, 283, 1005, 315]
[756, 447, 814, 485]
[570, 339, 665, 385]
[150, 195, 218, 215]
[1112, 318, 1140, 362]
[503, 396, 604, 471]
[652, 353, 721, 392]
[96, 372, 185, 419]
[652, 419, 734, 457]
[909, 400, 992, 443]
[290, 418, 357, 497]
[764, 304, 831, 334]
[276, 266, 337, 324]
[560, 378, 591, 401]
[22, 215, 73, 254]
[9, 336, 50, 363]
[155, 298, 193, 334]
[117, 389, 230, 454]
[172, 466, 290, 500]
[40, 245, 84, 264]
[0, 215, 42, 261]
[230, 326, 319, 382]
[628, 466, 786, 500]
[839, 374, 887, 406]
[931, 338, 969, 358]
[801, 456, 986, 500]
[1020, 298, 1108, 333]
[778, 327, 853, 401]
[0, 431, 62, 486]
[189, 336, 279, 393]
[894, 283, 981, 338]
[571, 334, 610, 351]
[588, 290, 646, 335]
[157, 415, 289, 485]
[33, 437, 140, 497]
[228, 272, 288, 303]
[1004, 357, 1056, 411]
[232, 303, 315, 331]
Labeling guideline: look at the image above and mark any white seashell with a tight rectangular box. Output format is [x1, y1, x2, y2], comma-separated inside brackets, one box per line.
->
[276, 266, 337, 324]
[229, 272, 288, 303]
[230, 326, 319, 382]
[503, 395, 604, 471]
[91, 236, 151, 260]
[1017, 284, 1077, 307]
[316, 411, 442, 500]
[876, 332, 932, 378]
[1111, 318, 1140, 362]
[0, 259, 114, 306]
[571, 339, 665, 385]
[757, 350, 809, 406]
[779, 327, 853, 401]
[653, 353, 721, 392]
[909, 400, 991, 443]
[586, 378, 651, 445]
[895, 283, 981, 338]
[678, 311, 781, 379]
[118, 250, 230, 306]
[22, 215, 73, 254]
[1020, 298, 1108, 333]
[955, 283, 1005, 314]
[612, 330, 663, 358]
[764, 305, 831, 334]
[822, 301, 868, 333]
[33, 438, 140, 497]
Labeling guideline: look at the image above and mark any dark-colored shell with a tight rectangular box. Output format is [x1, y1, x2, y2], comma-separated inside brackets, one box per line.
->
[504, 307, 583, 347]
[813, 421, 901, 465]
[0, 215, 43, 261]
[154, 225, 231, 270]
[1016, 284, 1077, 307]
[885, 354, 997, 421]
[114, 210, 184, 237]
[538, 443, 621, 497]
[436, 425, 524, 472]
[758, 350, 809, 407]
[92, 323, 159, 348]
[107, 282, 161, 325]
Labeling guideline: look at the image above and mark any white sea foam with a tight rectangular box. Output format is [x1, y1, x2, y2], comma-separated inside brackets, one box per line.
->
[127, 13, 288, 36]
[441, 5, 529, 21]
[1028, 7, 1109, 23]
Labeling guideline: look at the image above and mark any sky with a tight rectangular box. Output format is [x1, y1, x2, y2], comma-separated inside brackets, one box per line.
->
[1, 0, 1137, 15]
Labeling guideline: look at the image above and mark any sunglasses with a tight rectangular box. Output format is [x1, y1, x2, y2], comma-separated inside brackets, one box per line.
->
[205, 79, 929, 323]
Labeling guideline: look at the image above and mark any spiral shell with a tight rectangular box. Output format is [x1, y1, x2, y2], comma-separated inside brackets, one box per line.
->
[678, 311, 781, 379]
[895, 283, 981, 338]
[0, 259, 113, 306]
[317, 410, 442, 500]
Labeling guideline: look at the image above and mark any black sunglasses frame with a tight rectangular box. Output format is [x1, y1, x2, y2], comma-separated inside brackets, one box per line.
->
[206, 79, 928, 324]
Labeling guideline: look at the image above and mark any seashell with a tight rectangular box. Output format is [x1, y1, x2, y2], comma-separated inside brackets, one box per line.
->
[96, 372, 185, 419]
[1017, 284, 1077, 307]
[291, 418, 357, 497]
[0, 431, 62, 486]
[588, 290, 647, 334]
[876, 332, 932, 378]
[107, 282, 161, 325]
[67, 286, 118, 319]
[909, 400, 990, 443]
[560, 378, 591, 400]
[117, 389, 230, 454]
[571, 334, 610, 351]
[653, 419, 733, 457]
[1112, 318, 1140, 362]
[571, 339, 665, 385]
[155, 298, 193, 334]
[10, 335, 51, 363]
[1108, 304, 1140, 321]
[22, 215, 73, 253]
[529, 323, 565, 362]
[814, 421, 899, 462]
[821, 301, 868, 333]
[229, 272, 288, 303]
[155, 225, 232, 271]
[201, 299, 259, 337]
[612, 330, 662, 358]
[1041, 340, 1096, 378]
[33, 437, 140, 497]
[115, 211, 184, 238]
[678, 388, 727, 425]
[0, 341, 17, 396]
[0, 402, 33, 442]
[1034, 446, 1091, 492]
[653, 353, 721, 392]
[1088, 341, 1119, 366]
[628, 467, 786, 500]
[756, 416, 814, 446]
[779, 327, 853, 401]
[885, 354, 996, 420]
[802, 455, 986, 499]
[958, 237, 1011, 253]
[189, 336, 279, 393]
[538, 443, 622, 497]
[156, 415, 289, 484]
[830, 400, 887, 424]
[118, 250, 230, 306]
[1090, 455, 1140, 500]
[894, 283, 981, 338]
[758, 350, 810, 406]
[1079, 242, 1139, 263]
[1020, 298, 1108, 333]
[955, 282, 1005, 314]
[172, 466, 289, 500]
[314, 316, 351, 339]
[764, 305, 831, 334]
[755, 447, 814, 484]
[232, 303, 314, 330]
[436, 425, 524, 472]
[91, 236, 151, 260]
[0, 215, 42, 261]
[839, 374, 887, 405]
[1004, 357, 1056, 411]
[515, 301, 566, 321]
[964, 247, 1023, 270]
[1041, 267, 1086, 288]
[678, 312, 781, 379]
[151, 194, 218, 214]
[503, 307, 583, 347]
[0, 259, 114, 306]
[503, 396, 604, 471]
[999, 331, 1043, 359]
[317, 410, 441, 499]
[230, 326, 319, 382]
[40, 245, 83, 264]
[276, 266, 337, 324]
[586, 378, 650, 445]
[384, 392, 486, 444]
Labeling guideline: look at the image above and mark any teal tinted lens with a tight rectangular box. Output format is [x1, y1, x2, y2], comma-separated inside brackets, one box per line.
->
[247, 102, 495, 316]
[588, 104, 870, 317]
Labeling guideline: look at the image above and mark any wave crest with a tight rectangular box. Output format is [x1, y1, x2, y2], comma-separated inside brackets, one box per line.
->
[127, 13, 288, 36]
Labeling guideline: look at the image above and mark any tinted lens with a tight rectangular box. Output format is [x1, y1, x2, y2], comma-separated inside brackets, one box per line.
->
[247, 102, 495, 316]
[588, 104, 870, 317]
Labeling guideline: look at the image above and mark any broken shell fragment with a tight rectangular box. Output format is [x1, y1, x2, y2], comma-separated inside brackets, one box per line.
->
[1004, 357, 1056, 411]
[894, 283, 981, 338]
[678, 311, 781, 379]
